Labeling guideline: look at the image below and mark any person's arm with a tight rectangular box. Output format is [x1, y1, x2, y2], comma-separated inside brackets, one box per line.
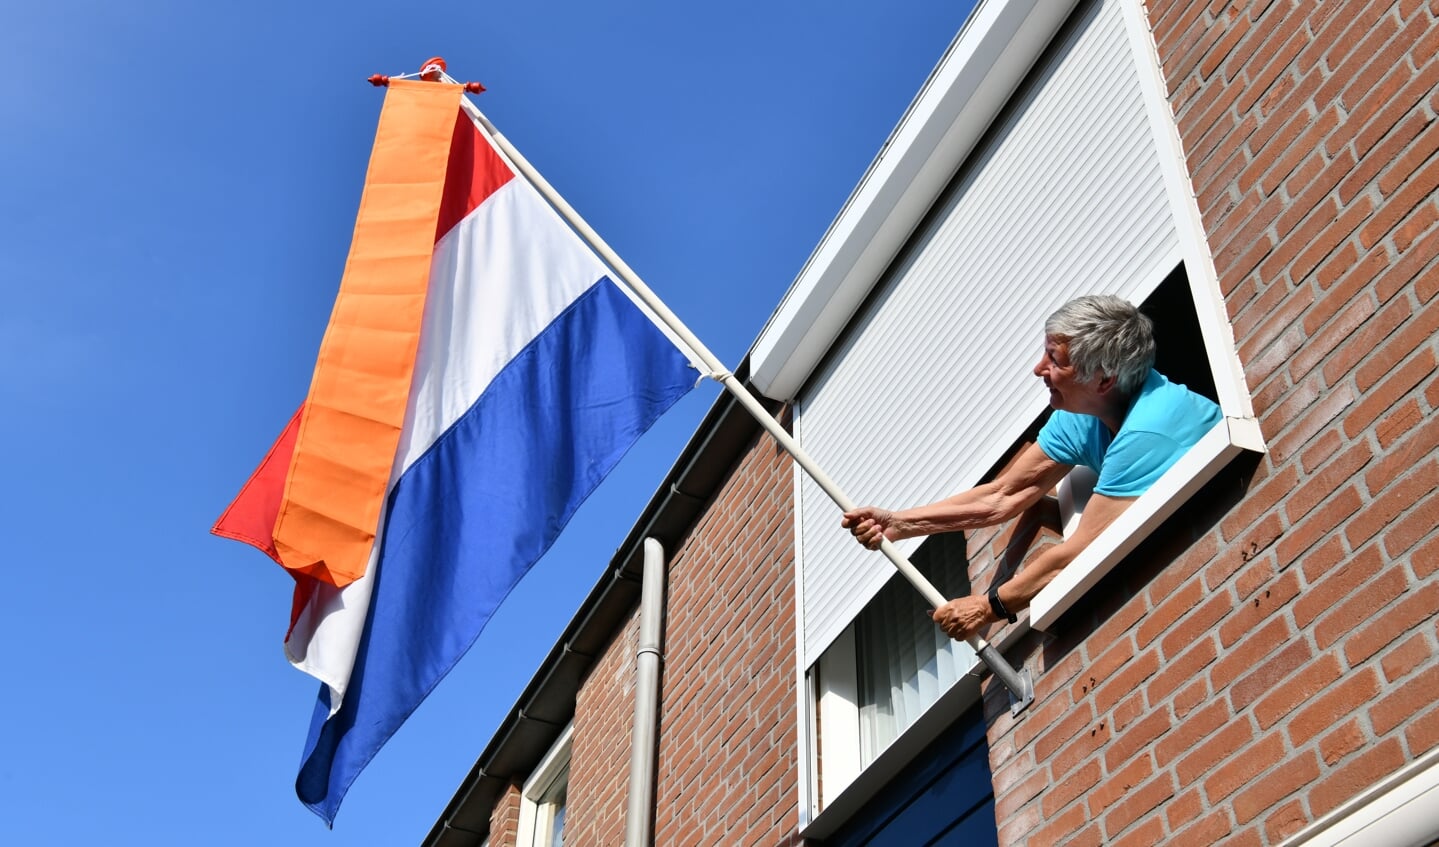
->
[841, 442, 1071, 548]
[930, 492, 1135, 640]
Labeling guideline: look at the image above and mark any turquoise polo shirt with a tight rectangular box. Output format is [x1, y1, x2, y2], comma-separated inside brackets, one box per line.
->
[1037, 369, 1222, 497]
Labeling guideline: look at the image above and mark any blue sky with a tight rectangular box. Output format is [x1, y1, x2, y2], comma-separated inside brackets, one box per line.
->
[1, 1, 975, 843]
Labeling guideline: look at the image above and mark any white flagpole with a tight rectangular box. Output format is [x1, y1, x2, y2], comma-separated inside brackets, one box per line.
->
[448, 80, 1032, 711]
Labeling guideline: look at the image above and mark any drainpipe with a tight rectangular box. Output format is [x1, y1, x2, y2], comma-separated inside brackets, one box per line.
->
[625, 538, 666, 847]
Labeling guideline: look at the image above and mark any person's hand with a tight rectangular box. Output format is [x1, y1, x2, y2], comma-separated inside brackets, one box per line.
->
[930, 595, 995, 641]
[841, 506, 897, 550]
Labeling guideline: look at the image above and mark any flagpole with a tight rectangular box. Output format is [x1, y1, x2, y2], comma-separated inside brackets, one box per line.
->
[448, 79, 1033, 712]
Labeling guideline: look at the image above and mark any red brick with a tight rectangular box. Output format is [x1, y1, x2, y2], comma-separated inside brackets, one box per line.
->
[1165, 786, 1205, 831]
[1105, 707, 1174, 772]
[1260, 375, 1331, 460]
[1381, 631, 1433, 683]
[1387, 486, 1439, 556]
[1347, 349, 1439, 437]
[1231, 635, 1313, 712]
[1349, 460, 1439, 549]
[1087, 755, 1155, 817]
[1287, 666, 1382, 747]
[1072, 637, 1139, 705]
[1111, 690, 1146, 734]
[1111, 815, 1168, 847]
[1033, 700, 1099, 764]
[1050, 714, 1114, 784]
[994, 764, 1051, 821]
[1104, 770, 1176, 839]
[1265, 798, 1310, 845]
[1028, 800, 1090, 847]
[1406, 702, 1439, 754]
[1013, 685, 1088, 751]
[1211, 613, 1293, 691]
[997, 804, 1043, 846]
[1295, 541, 1381, 624]
[1223, 563, 1298, 645]
[1232, 748, 1321, 824]
[1216, 825, 1265, 847]
[1389, 197, 1439, 253]
[1293, 196, 1378, 283]
[1204, 729, 1285, 803]
[1377, 114, 1439, 197]
[1218, 462, 1294, 547]
[1275, 485, 1363, 567]
[1175, 711, 1256, 788]
[1292, 288, 1378, 383]
[1319, 718, 1368, 766]
[1161, 590, 1235, 661]
[1297, 2, 1391, 89]
[1315, 564, 1410, 650]
[1149, 636, 1220, 712]
[1240, 104, 1328, 196]
[1172, 808, 1236, 847]
[1371, 397, 1430, 455]
[1156, 697, 1227, 769]
[1299, 430, 1344, 475]
[1139, 576, 1206, 650]
[1322, 294, 1416, 386]
[1040, 757, 1101, 818]
[1173, 676, 1211, 720]
[1414, 532, 1439, 579]
[1355, 297, 1439, 392]
[1362, 154, 1439, 248]
[1347, 116, 1428, 209]
[1230, 4, 1311, 109]
[1344, 33, 1439, 159]
[1254, 651, 1344, 729]
[1309, 737, 1407, 817]
[1373, 662, 1439, 735]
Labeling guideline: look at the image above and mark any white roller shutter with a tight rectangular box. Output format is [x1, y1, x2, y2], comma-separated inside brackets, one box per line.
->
[799, 0, 1181, 665]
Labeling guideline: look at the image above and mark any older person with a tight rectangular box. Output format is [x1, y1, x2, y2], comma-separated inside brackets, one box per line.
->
[841, 294, 1220, 641]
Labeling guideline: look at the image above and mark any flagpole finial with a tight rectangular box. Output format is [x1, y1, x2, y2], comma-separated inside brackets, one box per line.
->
[420, 57, 447, 81]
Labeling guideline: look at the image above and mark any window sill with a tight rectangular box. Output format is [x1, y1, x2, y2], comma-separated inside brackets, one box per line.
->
[1028, 415, 1265, 631]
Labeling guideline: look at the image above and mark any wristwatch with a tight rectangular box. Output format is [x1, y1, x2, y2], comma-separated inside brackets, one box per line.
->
[987, 584, 1017, 623]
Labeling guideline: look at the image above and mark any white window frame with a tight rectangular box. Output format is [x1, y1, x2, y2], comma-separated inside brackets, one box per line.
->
[515, 724, 572, 847]
[1027, 0, 1266, 628]
[790, 0, 1267, 833]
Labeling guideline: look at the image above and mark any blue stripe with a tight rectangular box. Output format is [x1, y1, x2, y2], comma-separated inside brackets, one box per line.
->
[295, 278, 694, 824]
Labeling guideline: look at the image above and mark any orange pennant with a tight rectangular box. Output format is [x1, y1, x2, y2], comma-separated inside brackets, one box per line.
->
[271, 79, 463, 587]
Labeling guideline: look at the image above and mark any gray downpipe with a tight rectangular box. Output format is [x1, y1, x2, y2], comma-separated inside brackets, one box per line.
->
[625, 538, 666, 847]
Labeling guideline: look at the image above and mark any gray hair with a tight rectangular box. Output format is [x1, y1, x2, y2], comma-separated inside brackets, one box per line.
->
[1044, 295, 1156, 394]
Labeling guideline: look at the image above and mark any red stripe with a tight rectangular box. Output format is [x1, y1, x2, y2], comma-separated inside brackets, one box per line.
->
[434, 110, 514, 244]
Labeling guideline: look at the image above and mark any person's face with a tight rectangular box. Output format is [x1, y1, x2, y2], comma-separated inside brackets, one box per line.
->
[1033, 335, 1093, 412]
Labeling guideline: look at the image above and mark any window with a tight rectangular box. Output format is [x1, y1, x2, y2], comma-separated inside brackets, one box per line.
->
[516, 726, 572, 847]
[808, 533, 1000, 840]
[776, 0, 1265, 832]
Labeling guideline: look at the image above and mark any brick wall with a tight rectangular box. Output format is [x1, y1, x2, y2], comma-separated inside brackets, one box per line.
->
[550, 429, 801, 846]
[986, 2, 1439, 845]
[650, 432, 799, 846]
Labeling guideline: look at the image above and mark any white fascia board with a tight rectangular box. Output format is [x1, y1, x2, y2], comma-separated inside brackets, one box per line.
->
[1278, 747, 1439, 846]
[1029, 417, 1258, 630]
[750, 0, 1082, 401]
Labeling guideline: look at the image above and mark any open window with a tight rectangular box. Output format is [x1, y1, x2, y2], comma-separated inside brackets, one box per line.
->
[769, 0, 1266, 833]
[1030, 262, 1262, 628]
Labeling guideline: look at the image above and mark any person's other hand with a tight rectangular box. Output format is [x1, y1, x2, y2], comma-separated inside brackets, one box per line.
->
[840, 506, 896, 550]
[930, 595, 995, 641]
